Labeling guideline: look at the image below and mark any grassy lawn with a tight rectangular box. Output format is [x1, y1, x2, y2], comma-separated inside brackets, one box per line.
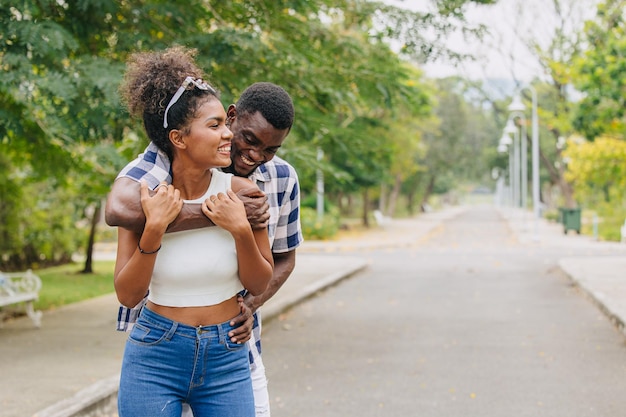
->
[33, 261, 116, 311]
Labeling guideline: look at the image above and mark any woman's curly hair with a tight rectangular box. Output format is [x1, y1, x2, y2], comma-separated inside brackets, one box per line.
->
[119, 46, 219, 160]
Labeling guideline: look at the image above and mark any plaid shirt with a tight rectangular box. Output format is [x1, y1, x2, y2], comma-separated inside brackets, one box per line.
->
[115, 143, 302, 366]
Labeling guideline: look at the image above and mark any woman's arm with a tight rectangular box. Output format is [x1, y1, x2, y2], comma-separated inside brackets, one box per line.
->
[105, 177, 270, 233]
[114, 182, 183, 307]
[201, 178, 273, 296]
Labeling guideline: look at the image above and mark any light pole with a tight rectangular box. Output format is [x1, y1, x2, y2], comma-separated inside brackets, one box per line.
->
[498, 132, 513, 207]
[508, 86, 540, 240]
[506, 113, 528, 211]
[503, 118, 520, 207]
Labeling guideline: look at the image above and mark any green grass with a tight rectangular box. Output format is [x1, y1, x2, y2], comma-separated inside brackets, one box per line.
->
[33, 261, 116, 311]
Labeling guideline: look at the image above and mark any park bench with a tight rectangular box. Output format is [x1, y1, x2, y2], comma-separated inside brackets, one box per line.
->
[0, 269, 43, 328]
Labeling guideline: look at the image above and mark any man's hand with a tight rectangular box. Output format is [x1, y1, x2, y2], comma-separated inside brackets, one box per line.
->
[229, 295, 254, 344]
[242, 292, 263, 316]
[237, 187, 269, 230]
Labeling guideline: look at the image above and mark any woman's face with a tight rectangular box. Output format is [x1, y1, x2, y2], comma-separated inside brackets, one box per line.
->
[181, 98, 233, 169]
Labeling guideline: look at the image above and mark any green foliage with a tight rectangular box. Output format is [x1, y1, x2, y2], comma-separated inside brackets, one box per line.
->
[544, 208, 561, 223]
[0, 154, 21, 255]
[0, 0, 499, 267]
[408, 77, 497, 203]
[1, 177, 85, 270]
[572, 0, 626, 140]
[563, 136, 626, 241]
[300, 207, 340, 240]
[594, 206, 626, 242]
[563, 136, 626, 204]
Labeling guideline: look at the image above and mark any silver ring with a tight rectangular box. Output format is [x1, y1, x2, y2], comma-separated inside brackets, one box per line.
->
[158, 184, 168, 190]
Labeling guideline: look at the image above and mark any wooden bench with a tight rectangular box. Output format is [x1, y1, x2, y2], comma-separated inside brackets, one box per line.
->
[0, 269, 43, 328]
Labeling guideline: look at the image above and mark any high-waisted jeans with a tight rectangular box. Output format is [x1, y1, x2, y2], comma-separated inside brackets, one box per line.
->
[118, 306, 254, 417]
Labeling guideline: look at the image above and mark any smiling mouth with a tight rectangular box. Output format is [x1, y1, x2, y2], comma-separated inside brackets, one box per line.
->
[217, 145, 231, 153]
[240, 154, 256, 166]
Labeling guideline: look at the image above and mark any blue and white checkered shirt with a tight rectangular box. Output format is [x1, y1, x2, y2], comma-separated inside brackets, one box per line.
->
[115, 142, 303, 366]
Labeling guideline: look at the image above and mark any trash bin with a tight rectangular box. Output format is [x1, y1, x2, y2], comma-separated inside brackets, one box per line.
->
[559, 207, 581, 234]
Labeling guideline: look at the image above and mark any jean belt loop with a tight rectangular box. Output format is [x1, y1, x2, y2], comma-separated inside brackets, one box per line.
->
[164, 321, 178, 341]
[217, 322, 228, 344]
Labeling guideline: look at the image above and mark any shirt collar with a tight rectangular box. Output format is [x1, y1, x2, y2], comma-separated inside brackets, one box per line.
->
[248, 163, 271, 184]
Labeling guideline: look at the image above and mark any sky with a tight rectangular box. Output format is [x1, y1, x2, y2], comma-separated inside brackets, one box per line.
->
[385, 0, 600, 82]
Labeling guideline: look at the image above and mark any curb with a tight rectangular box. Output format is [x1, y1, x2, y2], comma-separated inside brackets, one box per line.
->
[558, 258, 626, 336]
[31, 259, 369, 417]
[33, 376, 119, 417]
[262, 259, 369, 322]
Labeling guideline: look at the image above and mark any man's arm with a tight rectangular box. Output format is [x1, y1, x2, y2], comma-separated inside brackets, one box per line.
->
[104, 178, 147, 234]
[228, 249, 296, 341]
[105, 178, 270, 233]
[246, 250, 296, 314]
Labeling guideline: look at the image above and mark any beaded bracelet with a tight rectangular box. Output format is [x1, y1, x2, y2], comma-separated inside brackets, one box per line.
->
[138, 242, 161, 254]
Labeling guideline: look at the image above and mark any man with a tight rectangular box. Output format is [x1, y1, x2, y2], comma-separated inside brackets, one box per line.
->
[105, 82, 302, 417]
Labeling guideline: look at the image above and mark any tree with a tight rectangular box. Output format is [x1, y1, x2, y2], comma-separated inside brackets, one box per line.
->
[562, 135, 626, 240]
[0, 0, 501, 268]
[563, 136, 626, 204]
[572, 0, 626, 140]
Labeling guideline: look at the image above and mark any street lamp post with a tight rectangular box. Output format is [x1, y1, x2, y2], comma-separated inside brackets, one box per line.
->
[508, 86, 540, 240]
[506, 113, 528, 211]
[504, 118, 520, 208]
[498, 132, 513, 207]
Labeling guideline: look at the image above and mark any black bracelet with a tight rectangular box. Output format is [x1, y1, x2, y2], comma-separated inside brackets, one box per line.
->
[138, 242, 161, 254]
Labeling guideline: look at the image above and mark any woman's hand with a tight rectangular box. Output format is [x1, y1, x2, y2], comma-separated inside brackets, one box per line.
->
[140, 181, 183, 232]
[201, 189, 249, 235]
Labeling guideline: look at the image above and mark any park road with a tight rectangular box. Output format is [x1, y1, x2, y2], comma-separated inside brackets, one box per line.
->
[262, 205, 626, 417]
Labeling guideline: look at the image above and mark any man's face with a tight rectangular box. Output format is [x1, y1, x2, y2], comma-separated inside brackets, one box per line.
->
[226, 106, 290, 177]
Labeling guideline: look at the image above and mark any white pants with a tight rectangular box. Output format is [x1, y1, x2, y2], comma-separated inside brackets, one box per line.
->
[182, 313, 269, 417]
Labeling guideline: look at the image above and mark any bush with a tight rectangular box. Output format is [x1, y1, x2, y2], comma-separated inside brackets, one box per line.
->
[544, 209, 560, 223]
[596, 211, 626, 242]
[300, 206, 340, 240]
[1, 178, 85, 271]
[576, 204, 626, 242]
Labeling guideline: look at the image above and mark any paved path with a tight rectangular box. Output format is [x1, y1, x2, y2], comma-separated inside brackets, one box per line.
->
[0, 204, 624, 416]
[502, 206, 626, 332]
[263, 205, 626, 417]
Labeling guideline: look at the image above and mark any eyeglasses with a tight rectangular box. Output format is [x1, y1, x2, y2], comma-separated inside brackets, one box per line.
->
[163, 76, 216, 129]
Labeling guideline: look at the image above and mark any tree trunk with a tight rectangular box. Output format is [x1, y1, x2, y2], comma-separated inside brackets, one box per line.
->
[419, 175, 436, 212]
[336, 192, 344, 214]
[407, 189, 416, 215]
[345, 194, 355, 217]
[379, 183, 386, 213]
[540, 149, 575, 208]
[81, 202, 101, 274]
[362, 188, 370, 228]
[386, 174, 402, 217]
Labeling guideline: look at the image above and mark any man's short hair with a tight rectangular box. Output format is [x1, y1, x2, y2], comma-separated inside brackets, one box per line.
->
[237, 82, 294, 130]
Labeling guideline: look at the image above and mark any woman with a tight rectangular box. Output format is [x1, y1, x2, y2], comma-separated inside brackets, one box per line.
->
[114, 46, 273, 417]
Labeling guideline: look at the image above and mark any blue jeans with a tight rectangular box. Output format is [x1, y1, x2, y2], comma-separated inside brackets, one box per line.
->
[118, 306, 254, 417]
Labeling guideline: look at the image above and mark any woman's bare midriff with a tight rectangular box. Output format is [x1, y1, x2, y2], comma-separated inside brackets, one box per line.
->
[146, 295, 240, 327]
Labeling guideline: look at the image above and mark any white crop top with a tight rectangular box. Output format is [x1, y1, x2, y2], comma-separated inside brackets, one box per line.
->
[148, 169, 243, 307]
